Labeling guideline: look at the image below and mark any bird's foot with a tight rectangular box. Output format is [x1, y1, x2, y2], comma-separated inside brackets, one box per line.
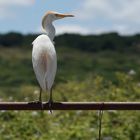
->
[48, 100, 53, 114]
[28, 100, 43, 110]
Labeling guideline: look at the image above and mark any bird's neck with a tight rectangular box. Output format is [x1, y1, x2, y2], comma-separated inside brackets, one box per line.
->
[44, 20, 55, 41]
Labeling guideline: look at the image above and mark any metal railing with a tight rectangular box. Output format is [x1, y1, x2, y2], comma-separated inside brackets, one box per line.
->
[0, 102, 139, 110]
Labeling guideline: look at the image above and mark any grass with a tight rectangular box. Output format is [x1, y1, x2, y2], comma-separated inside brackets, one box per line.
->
[0, 45, 140, 139]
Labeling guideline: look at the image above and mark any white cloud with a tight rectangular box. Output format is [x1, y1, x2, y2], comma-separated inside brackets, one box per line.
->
[0, 0, 34, 6]
[0, 8, 12, 19]
[92, 25, 129, 35]
[74, 0, 140, 34]
[56, 24, 90, 35]
[76, 0, 140, 22]
[75, 0, 110, 20]
[0, 0, 34, 19]
[37, 24, 90, 35]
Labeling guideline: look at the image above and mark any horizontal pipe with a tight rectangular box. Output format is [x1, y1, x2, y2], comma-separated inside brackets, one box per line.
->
[0, 102, 139, 110]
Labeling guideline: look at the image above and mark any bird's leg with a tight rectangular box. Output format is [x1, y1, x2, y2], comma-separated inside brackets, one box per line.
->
[39, 87, 42, 102]
[28, 87, 43, 110]
[38, 87, 43, 109]
[48, 88, 53, 113]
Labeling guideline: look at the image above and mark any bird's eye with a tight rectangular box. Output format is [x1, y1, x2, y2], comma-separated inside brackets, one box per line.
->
[55, 14, 59, 17]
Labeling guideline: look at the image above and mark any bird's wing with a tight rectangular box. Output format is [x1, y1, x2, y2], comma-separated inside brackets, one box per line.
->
[32, 35, 57, 91]
[32, 52, 48, 91]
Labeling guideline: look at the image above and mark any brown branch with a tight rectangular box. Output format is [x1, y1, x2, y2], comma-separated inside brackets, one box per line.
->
[0, 102, 139, 110]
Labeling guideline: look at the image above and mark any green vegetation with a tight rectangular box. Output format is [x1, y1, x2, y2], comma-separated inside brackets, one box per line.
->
[0, 32, 140, 139]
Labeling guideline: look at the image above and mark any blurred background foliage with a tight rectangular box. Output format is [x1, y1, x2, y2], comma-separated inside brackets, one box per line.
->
[0, 32, 140, 139]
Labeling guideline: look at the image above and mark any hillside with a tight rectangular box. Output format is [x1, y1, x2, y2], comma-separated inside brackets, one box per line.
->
[0, 33, 140, 139]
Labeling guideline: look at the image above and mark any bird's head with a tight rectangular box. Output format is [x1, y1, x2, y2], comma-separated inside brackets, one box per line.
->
[42, 11, 74, 30]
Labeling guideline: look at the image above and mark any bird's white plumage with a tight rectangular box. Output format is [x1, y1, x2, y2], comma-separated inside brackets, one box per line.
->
[32, 34, 57, 91]
[32, 11, 73, 101]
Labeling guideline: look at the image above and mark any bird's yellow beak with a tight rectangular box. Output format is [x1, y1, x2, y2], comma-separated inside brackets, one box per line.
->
[55, 13, 74, 18]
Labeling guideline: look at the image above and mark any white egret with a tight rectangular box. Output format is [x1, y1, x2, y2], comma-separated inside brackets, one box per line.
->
[32, 11, 74, 110]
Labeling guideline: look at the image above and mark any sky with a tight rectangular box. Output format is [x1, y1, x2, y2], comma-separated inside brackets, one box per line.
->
[0, 0, 140, 35]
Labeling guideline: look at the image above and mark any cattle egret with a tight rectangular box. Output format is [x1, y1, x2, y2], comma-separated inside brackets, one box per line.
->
[32, 11, 74, 110]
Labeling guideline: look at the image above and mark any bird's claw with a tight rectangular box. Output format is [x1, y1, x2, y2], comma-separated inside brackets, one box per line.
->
[48, 100, 53, 114]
